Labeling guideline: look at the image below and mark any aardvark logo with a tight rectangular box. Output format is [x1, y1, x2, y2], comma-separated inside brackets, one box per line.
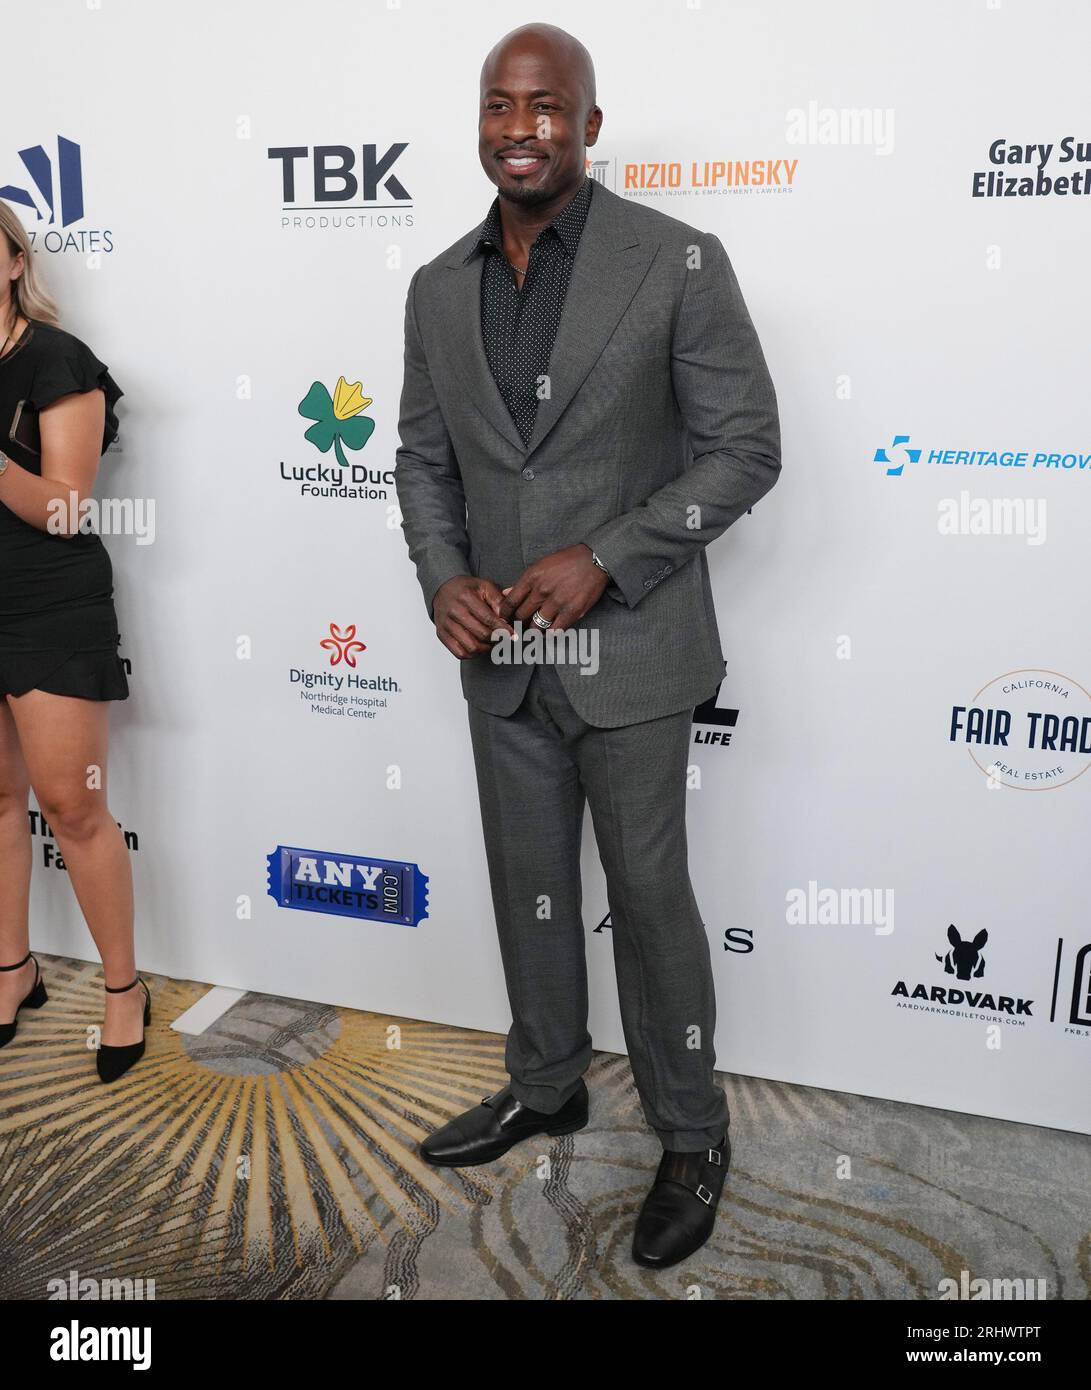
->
[936, 924, 987, 980]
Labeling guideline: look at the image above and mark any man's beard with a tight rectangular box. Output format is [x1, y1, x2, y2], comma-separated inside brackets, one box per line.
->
[499, 182, 555, 210]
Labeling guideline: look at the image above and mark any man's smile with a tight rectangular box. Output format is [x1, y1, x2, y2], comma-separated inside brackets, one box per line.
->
[498, 151, 549, 173]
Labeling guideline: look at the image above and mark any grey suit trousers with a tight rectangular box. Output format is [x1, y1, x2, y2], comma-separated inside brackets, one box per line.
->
[466, 660, 729, 1151]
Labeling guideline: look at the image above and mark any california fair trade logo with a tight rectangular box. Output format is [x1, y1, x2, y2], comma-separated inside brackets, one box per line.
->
[949, 669, 1091, 790]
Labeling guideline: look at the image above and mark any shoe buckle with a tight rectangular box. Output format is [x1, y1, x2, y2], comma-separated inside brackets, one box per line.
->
[696, 1183, 713, 1205]
[707, 1147, 722, 1166]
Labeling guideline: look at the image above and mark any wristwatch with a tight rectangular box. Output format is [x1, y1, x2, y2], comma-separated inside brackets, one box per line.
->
[0, 450, 9, 477]
[591, 550, 610, 577]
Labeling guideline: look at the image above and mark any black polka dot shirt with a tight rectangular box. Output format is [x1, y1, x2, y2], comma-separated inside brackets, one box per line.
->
[463, 176, 594, 447]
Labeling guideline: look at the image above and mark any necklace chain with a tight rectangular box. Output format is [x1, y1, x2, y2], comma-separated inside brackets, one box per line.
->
[0, 313, 22, 360]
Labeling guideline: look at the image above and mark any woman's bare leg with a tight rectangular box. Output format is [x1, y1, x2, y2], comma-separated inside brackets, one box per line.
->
[0, 695, 34, 1021]
[5, 688, 143, 1045]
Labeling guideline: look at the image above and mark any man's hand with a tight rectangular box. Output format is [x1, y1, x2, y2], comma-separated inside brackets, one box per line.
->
[433, 575, 514, 659]
[499, 543, 609, 631]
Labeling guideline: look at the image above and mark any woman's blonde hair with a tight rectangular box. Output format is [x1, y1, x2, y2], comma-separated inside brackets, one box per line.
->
[0, 199, 60, 333]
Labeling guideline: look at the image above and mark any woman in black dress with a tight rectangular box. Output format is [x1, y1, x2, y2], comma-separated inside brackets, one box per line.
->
[0, 201, 149, 1082]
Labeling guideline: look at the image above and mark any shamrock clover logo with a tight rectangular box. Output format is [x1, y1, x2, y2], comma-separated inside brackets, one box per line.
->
[299, 376, 375, 468]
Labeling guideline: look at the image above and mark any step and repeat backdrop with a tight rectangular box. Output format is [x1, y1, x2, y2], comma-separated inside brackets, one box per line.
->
[9, 0, 1088, 1132]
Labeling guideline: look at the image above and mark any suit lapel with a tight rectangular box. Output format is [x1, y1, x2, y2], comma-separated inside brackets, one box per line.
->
[439, 181, 660, 461]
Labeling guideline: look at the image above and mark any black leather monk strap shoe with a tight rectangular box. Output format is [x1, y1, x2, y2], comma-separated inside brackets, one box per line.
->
[419, 1079, 589, 1167]
[631, 1132, 731, 1268]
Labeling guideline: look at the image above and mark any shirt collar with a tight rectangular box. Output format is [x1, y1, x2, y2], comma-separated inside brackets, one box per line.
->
[463, 176, 594, 264]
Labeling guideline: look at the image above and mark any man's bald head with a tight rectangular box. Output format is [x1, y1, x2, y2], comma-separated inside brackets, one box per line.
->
[478, 23, 602, 209]
[481, 23, 596, 112]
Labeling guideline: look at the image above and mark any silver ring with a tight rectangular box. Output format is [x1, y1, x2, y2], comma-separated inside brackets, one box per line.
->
[531, 610, 552, 630]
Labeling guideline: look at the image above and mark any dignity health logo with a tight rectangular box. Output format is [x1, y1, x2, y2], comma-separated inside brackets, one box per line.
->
[266, 845, 429, 927]
[289, 622, 400, 724]
[0, 134, 113, 252]
[874, 433, 1091, 479]
[320, 622, 366, 666]
[278, 375, 394, 502]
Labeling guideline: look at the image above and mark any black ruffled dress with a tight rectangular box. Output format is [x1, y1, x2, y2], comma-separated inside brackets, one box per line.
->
[0, 319, 128, 700]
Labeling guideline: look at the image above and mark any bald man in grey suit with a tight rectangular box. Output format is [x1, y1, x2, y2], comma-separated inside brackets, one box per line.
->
[395, 23, 780, 1269]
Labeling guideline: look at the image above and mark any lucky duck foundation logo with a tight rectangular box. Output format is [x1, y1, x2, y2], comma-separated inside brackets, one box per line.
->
[288, 621, 402, 724]
[277, 375, 394, 502]
[949, 669, 1091, 790]
[892, 924, 1033, 1023]
[266, 845, 429, 927]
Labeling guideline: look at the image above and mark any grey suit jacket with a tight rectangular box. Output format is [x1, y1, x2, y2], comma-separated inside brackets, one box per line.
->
[394, 179, 781, 728]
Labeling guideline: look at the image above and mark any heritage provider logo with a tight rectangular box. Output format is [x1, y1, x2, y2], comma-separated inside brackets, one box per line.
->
[949, 669, 1091, 790]
[266, 845, 429, 927]
[874, 432, 1091, 480]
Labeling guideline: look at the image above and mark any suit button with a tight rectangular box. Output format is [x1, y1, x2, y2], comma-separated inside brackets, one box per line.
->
[521, 467, 535, 481]
[643, 578, 655, 590]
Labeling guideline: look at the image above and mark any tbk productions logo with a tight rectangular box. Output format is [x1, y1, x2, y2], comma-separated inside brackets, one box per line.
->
[268, 142, 414, 230]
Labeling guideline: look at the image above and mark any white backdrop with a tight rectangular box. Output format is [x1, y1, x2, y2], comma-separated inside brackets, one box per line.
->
[10, 0, 1090, 1133]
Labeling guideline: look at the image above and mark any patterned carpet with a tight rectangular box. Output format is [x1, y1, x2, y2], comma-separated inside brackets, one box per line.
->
[1, 955, 1087, 1301]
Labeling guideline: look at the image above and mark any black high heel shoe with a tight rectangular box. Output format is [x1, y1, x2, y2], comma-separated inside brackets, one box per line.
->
[97, 975, 151, 1083]
[0, 951, 48, 1048]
